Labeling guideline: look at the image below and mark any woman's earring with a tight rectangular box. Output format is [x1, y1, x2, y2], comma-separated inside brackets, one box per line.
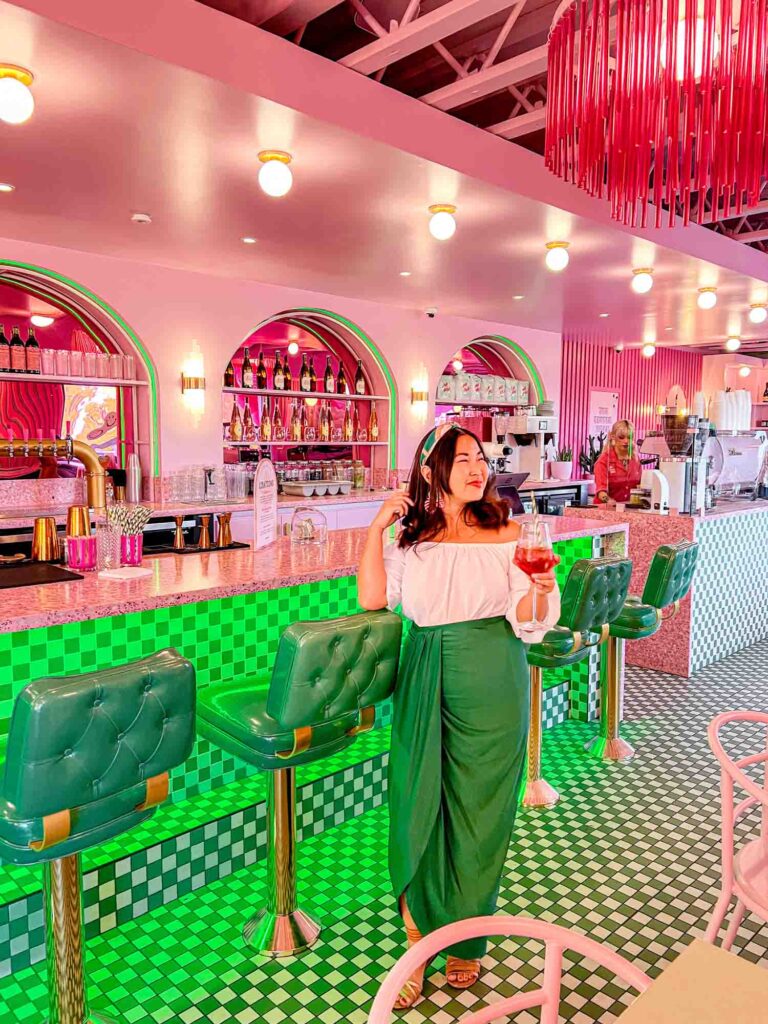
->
[425, 491, 444, 514]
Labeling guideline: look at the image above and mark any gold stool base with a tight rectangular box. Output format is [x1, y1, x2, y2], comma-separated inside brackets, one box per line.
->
[243, 908, 321, 957]
[584, 735, 636, 762]
[44, 1013, 118, 1023]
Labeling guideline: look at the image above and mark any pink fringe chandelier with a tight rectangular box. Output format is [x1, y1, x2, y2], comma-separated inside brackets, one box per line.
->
[545, 0, 768, 227]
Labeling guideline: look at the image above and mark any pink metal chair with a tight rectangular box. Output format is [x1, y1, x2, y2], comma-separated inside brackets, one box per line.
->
[367, 916, 651, 1024]
[705, 710, 768, 950]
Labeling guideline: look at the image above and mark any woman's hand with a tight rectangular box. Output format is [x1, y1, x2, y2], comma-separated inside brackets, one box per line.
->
[531, 569, 556, 596]
[369, 492, 414, 533]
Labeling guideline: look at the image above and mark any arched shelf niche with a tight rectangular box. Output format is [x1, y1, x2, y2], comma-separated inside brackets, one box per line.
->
[435, 335, 546, 411]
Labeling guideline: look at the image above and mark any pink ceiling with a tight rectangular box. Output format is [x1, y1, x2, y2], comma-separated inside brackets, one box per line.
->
[1, 0, 768, 355]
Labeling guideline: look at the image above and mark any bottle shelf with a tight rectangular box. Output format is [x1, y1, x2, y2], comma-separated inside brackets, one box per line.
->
[224, 440, 388, 447]
[435, 399, 530, 409]
[223, 387, 387, 402]
[0, 370, 147, 387]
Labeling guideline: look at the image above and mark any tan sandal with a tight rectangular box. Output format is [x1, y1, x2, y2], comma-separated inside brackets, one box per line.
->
[394, 922, 432, 1011]
[446, 955, 481, 990]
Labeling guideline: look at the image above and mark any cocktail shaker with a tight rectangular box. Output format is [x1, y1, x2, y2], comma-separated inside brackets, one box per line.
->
[126, 451, 142, 503]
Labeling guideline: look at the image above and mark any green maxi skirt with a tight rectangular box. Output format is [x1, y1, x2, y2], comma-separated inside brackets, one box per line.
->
[388, 616, 529, 960]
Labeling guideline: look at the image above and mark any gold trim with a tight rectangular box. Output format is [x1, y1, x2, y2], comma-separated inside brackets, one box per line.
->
[181, 373, 206, 392]
[277, 725, 313, 760]
[347, 706, 375, 737]
[570, 632, 583, 654]
[136, 772, 169, 811]
[599, 622, 610, 643]
[0, 64, 34, 86]
[662, 599, 681, 622]
[428, 203, 456, 215]
[258, 149, 292, 165]
[30, 809, 71, 852]
[545, 240, 569, 250]
[633, 267, 653, 276]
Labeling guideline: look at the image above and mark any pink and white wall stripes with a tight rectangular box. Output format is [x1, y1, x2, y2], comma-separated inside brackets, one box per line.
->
[559, 336, 703, 459]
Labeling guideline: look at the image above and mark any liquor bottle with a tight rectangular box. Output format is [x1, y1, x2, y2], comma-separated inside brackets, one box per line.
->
[241, 347, 254, 388]
[319, 400, 331, 441]
[284, 356, 293, 392]
[343, 401, 353, 442]
[309, 356, 317, 392]
[260, 397, 273, 441]
[242, 398, 256, 442]
[229, 400, 243, 442]
[352, 403, 361, 440]
[324, 355, 335, 393]
[25, 326, 41, 374]
[273, 400, 284, 439]
[290, 401, 302, 441]
[256, 350, 268, 390]
[763, 381, 768, 401]
[0, 325, 9, 373]
[9, 326, 26, 373]
[273, 351, 285, 390]
[369, 401, 379, 441]
[224, 358, 236, 388]
[337, 360, 348, 395]
[300, 400, 309, 439]
[299, 353, 311, 392]
[354, 359, 366, 396]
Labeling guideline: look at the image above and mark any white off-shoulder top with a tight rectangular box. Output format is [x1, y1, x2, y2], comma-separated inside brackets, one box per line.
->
[383, 540, 561, 642]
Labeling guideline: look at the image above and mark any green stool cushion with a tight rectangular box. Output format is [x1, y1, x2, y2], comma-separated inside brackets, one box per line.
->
[641, 540, 699, 609]
[198, 610, 403, 771]
[609, 596, 660, 641]
[527, 626, 601, 669]
[0, 649, 196, 865]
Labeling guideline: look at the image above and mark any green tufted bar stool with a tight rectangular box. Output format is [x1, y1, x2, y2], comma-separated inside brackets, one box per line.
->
[523, 556, 634, 809]
[0, 649, 196, 1024]
[586, 540, 699, 763]
[197, 609, 402, 958]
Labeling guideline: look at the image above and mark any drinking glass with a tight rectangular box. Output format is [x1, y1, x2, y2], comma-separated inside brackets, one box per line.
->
[83, 351, 97, 377]
[95, 522, 120, 571]
[120, 534, 143, 566]
[55, 348, 70, 376]
[96, 352, 110, 378]
[69, 350, 84, 377]
[109, 353, 124, 379]
[40, 349, 56, 375]
[123, 354, 136, 379]
[513, 520, 559, 634]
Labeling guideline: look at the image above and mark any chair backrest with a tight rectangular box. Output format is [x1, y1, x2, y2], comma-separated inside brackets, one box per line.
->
[266, 610, 403, 729]
[558, 556, 633, 634]
[642, 540, 699, 609]
[2, 649, 196, 820]
[367, 915, 651, 1024]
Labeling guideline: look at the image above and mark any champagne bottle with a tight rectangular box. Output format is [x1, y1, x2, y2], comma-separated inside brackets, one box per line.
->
[354, 359, 366, 396]
[0, 325, 9, 373]
[229, 400, 243, 442]
[25, 326, 40, 374]
[300, 400, 309, 439]
[290, 401, 302, 441]
[320, 400, 331, 441]
[299, 353, 310, 392]
[323, 355, 335, 393]
[352, 403, 361, 440]
[256, 350, 268, 390]
[241, 347, 254, 388]
[309, 356, 317, 392]
[273, 400, 284, 438]
[243, 397, 256, 441]
[369, 401, 379, 441]
[9, 326, 25, 373]
[284, 356, 293, 392]
[337, 360, 348, 395]
[260, 397, 272, 441]
[224, 358, 236, 388]
[343, 401, 353, 442]
[273, 351, 285, 390]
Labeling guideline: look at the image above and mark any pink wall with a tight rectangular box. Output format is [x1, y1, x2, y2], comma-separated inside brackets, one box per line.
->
[0, 236, 561, 473]
[559, 336, 703, 459]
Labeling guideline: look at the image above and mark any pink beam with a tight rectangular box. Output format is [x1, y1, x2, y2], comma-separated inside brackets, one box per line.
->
[339, 0, 519, 75]
[719, 201, 768, 221]
[422, 44, 547, 110]
[732, 228, 768, 243]
[482, 1, 527, 70]
[348, 0, 386, 37]
[433, 40, 468, 79]
[487, 107, 546, 139]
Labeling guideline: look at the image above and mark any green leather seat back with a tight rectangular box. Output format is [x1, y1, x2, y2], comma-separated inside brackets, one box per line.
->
[641, 541, 699, 610]
[0, 649, 195, 865]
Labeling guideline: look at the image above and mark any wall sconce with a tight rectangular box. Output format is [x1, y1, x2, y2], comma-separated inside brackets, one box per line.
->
[181, 344, 206, 417]
[411, 387, 429, 404]
[411, 370, 429, 423]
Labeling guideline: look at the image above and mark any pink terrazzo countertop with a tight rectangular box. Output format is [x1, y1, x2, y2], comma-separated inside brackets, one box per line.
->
[0, 517, 625, 634]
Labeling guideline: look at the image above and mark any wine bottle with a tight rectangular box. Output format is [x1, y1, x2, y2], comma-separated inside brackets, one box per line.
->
[243, 397, 256, 442]
[299, 353, 311, 392]
[290, 401, 302, 441]
[309, 356, 317, 392]
[337, 360, 348, 395]
[343, 401, 353, 442]
[300, 400, 309, 439]
[320, 400, 331, 442]
[352, 403, 361, 440]
[224, 358, 236, 388]
[273, 351, 285, 390]
[229, 400, 243, 442]
[354, 359, 366, 396]
[9, 326, 25, 373]
[260, 397, 272, 441]
[273, 400, 284, 439]
[256, 350, 268, 390]
[369, 401, 379, 441]
[764, 382, 768, 401]
[0, 325, 9, 373]
[284, 356, 293, 392]
[25, 326, 41, 374]
[241, 347, 254, 388]
[324, 355, 335, 393]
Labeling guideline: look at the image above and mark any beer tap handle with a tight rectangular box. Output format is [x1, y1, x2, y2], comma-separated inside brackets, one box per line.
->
[21, 427, 29, 458]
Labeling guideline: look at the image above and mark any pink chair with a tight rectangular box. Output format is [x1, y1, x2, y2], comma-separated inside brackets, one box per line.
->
[705, 710, 768, 950]
[367, 916, 651, 1023]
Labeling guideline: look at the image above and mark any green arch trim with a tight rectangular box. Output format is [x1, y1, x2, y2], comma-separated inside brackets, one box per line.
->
[469, 335, 546, 403]
[0, 260, 159, 474]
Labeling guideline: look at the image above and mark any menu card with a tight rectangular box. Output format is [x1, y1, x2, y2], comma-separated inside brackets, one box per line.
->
[253, 459, 278, 550]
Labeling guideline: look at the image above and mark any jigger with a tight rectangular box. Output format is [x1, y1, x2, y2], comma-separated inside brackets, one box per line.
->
[173, 515, 186, 551]
[198, 514, 212, 551]
[216, 512, 232, 549]
[31, 517, 60, 562]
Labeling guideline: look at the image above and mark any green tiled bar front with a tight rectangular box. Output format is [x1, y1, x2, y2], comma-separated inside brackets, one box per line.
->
[0, 536, 602, 978]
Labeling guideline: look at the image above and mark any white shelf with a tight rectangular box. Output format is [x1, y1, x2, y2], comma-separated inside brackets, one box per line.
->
[224, 440, 388, 447]
[223, 386, 388, 402]
[435, 399, 530, 409]
[0, 371, 147, 387]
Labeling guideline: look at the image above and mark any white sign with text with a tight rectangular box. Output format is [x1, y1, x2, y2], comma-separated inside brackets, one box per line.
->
[588, 388, 619, 439]
[253, 459, 278, 550]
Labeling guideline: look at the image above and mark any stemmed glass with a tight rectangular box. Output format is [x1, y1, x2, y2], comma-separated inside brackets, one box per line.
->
[514, 520, 559, 634]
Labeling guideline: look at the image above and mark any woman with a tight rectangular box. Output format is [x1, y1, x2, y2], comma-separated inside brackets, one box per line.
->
[358, 423, 560, 1009]
[594, 419, 642, 504]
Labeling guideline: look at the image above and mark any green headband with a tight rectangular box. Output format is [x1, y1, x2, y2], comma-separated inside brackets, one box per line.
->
[420, 422, 460, 466]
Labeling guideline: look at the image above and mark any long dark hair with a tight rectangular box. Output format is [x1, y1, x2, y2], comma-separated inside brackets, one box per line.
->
[398, 426, 510, 548]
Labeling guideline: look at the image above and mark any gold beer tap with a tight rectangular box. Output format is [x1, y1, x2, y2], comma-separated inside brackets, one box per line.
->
[0, 436, 108, 514]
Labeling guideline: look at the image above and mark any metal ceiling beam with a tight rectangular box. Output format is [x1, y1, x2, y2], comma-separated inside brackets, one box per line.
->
[339, 0, 520, 75]
[421, 43, 547, 110]
[732, 228, 768, 243]
[487, 106, 545, 138]
[718, 201, 768, 221]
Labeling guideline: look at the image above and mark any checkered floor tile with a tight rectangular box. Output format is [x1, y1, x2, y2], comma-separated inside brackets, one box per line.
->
[2, 640, 767, 1023]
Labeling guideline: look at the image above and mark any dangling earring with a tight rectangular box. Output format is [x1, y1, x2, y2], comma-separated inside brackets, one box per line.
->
[424, 491, 444, 514]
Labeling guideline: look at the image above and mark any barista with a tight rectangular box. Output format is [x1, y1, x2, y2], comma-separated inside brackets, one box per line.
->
[594, 420, 642, 504]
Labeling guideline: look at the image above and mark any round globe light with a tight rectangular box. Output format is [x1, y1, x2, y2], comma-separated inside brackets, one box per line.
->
[257, 152, 293, 198]
[30, 315, 54, 328]
[749, 304, 768, 324]
[631, 269, 654, 294]
[697, 288, 717, 310]
[287, 341, 300, 356]
[725, 336, 741, 352]
[0, 75, 34, 125]
[545, 242, 569, 272]
[452, 358, 464, 372]
[641, 343, 657, 358]
[428, 205, 457, 241]
[739, 365, 751, 377]
[0, 182, 14, 193]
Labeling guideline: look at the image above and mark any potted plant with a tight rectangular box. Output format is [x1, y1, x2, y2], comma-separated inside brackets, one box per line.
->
[550, 445, 574, 480]
[579, 433, 606, 478]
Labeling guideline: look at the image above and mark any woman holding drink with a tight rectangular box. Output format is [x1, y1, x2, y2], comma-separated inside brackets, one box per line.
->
[358, 423, 560, 1008]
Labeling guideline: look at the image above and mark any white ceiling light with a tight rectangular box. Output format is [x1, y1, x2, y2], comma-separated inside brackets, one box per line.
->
[739, 365, 751, 377]
[0, 182, 14, 193]
[545, 241, 570, 272]
[241, 236, 257, 245]
[287, 341, 300, 356]
[748, 303, 768, 324]
[641, 342, 657, 358]
[599, 312, 610, 318]
[30, 315, 54, 328]
[513, 294, 524, 301]
[697, 287, 717, 310]
[258, 150, 293, 198]
[428, 204, 457, 241]
[452, 358, 464, 372]
[0, 65, 34, 125]
[725, 336, 741, 352]
[131, 212, 152, 225]
[399, 271, 411, 277]
[631, 268, 654, 294]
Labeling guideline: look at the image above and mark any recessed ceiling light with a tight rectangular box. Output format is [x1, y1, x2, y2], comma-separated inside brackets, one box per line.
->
[0, 182, 14, 193]
[399, 271, 411, 277]
[513, 294, 524, 301]
[665, 326, 673, 331]
[131, 212, 152, 225]
[599, 312, 610, 318]
[241, 236, 257, 245]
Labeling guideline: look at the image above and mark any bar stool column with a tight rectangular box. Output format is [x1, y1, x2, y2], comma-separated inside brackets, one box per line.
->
[523, 666, 560, 808]
[586, 635, 635, 761]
